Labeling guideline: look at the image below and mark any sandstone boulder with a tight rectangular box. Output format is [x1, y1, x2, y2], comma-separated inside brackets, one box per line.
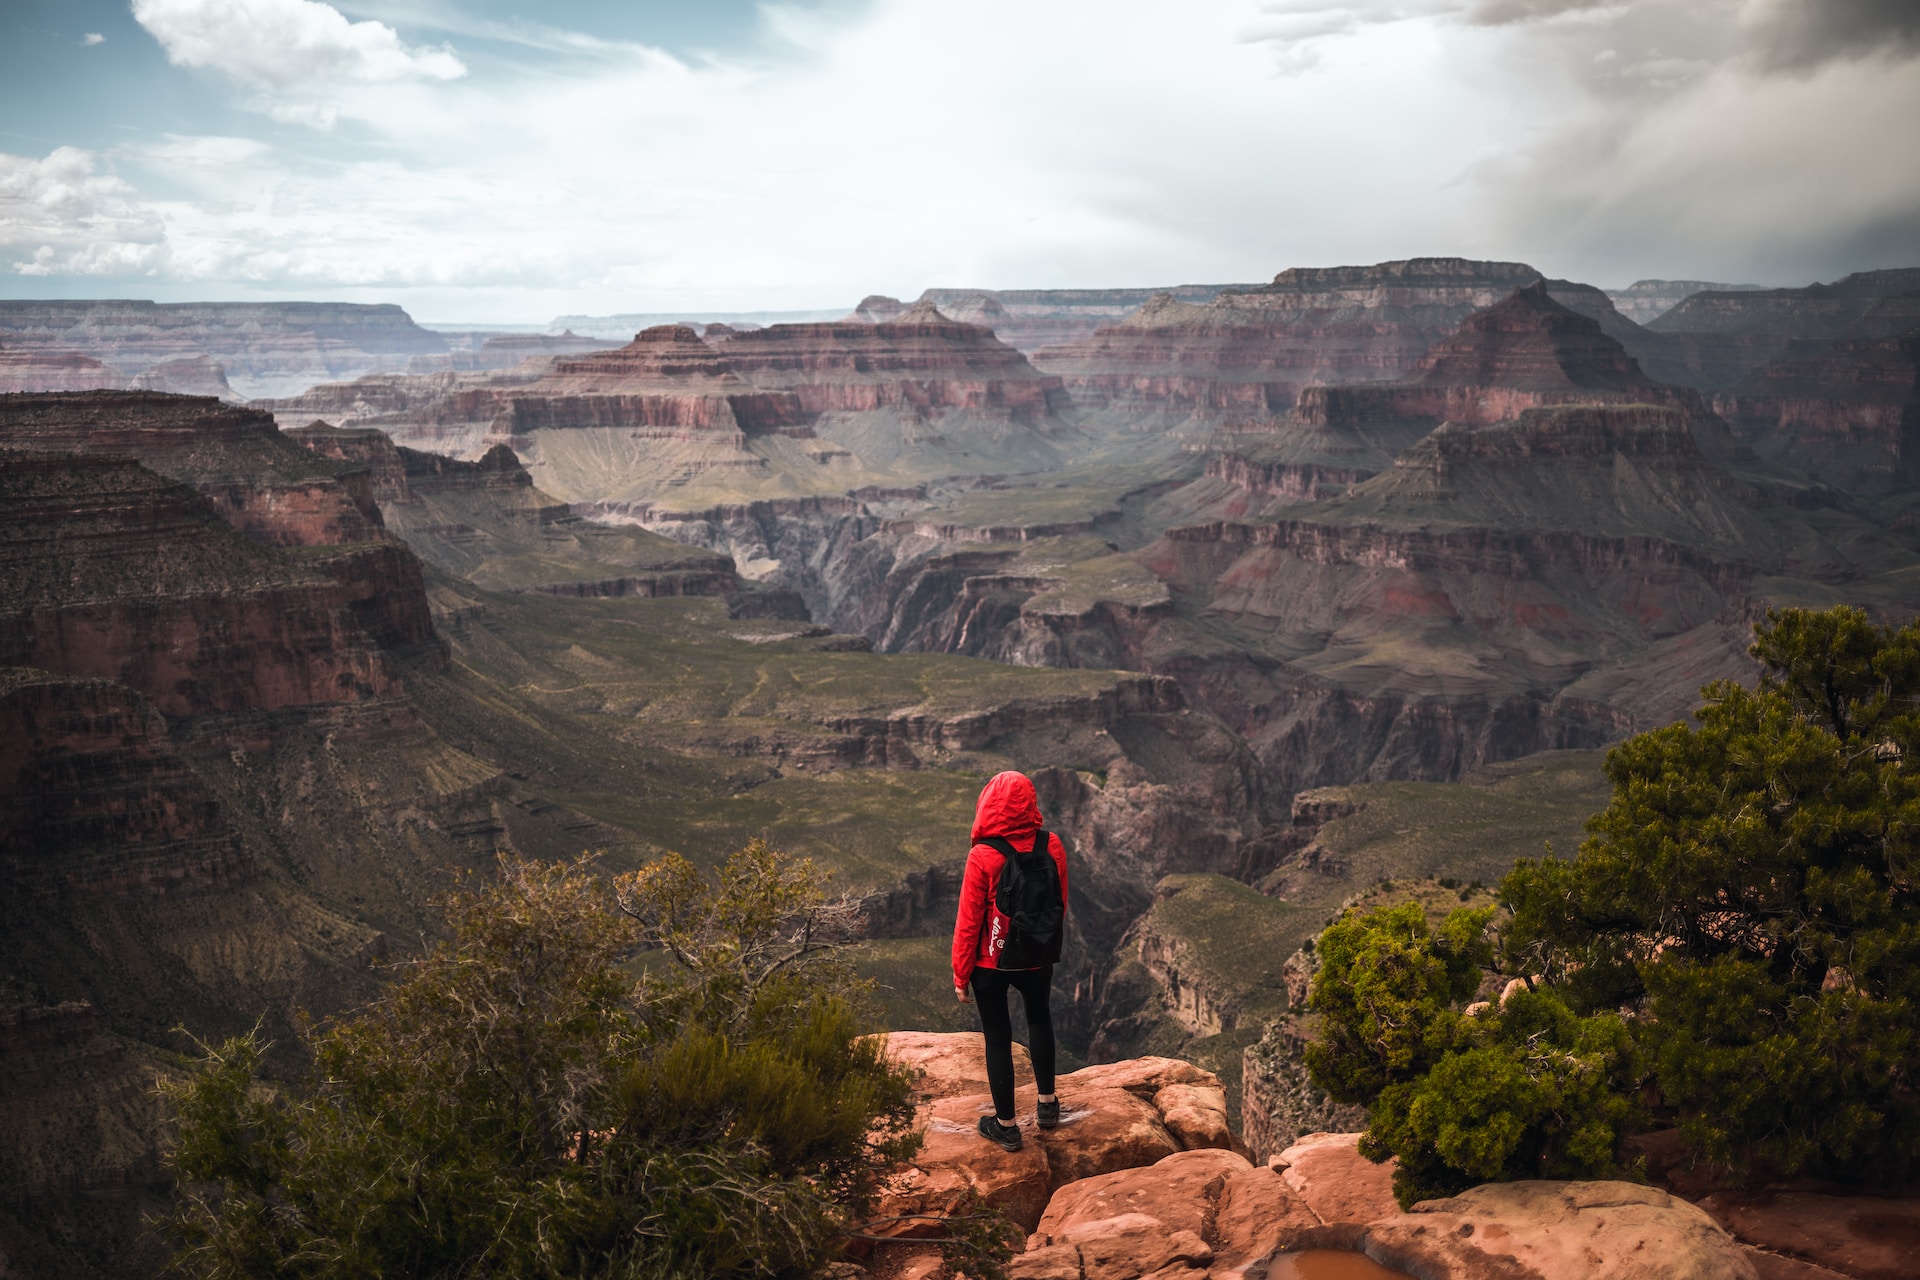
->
[1214, 1156, 1329, 1267]
[1030, 1086, 1181, 1192]
[881, 1030, 1031, 1101]
[875, 1093, 1054, 1236]
[1036, 1148, 1251, 1241]
[1364, 1180, 1758, 1280]
[1275, 1132, 1400, 1226]
[869, 1040, 1239, 1234]
[1696, 1190, 1920, 1280]
[1056, 1056, 1217, 1098]
[1152, 1081, 1234, 1151]
[1023, 1147, 1327, 1278]
[1013, 1212, 1213, 1280]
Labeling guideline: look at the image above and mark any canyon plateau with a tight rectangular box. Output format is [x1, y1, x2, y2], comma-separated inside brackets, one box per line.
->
[4, 254, 1918, 1278]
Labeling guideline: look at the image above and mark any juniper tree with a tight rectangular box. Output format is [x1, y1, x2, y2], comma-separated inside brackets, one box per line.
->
[1503, 605, 1920, 1181]
[162, 844, 922, 1280]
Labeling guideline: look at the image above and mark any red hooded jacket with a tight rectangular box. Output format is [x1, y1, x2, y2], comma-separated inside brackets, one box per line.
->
[951, 771, 1069, 986]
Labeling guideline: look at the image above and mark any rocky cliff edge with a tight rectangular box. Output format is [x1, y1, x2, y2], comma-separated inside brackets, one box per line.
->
[869, 1033, 1913, 1280]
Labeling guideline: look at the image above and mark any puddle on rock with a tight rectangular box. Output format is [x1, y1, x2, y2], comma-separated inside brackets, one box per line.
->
[1267, 1249, 1411, 1280]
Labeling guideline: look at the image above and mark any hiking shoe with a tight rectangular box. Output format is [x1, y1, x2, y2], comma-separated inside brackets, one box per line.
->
[1036, 1098, 1061, 1130]
[978, 1114, 1023, 1152]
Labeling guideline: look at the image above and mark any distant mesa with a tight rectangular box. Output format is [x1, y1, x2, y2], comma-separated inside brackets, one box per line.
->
[545, 308, 848, 341]
[0, 299, 448, 400]
[129, 352, 240, 401]
[257, 307, 1081, 510]
[405, 328, 621, 375]
[1646, 267, 1920, 389]
[1030, 257, 1552, 434]
[1286, 281, 1728, 451]
[912, 283, 1259, 353]
[1607, 278, 1768, 325]
[849, 295, 909, 323]
[0, 340, 130, 394]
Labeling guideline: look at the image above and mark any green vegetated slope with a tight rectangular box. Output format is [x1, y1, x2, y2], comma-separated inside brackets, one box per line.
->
[386, 479, 728, 593]
[403, 574, 1203, 1036]
[1280, 748, 1612, 894]
[406, 564, 1169, 892]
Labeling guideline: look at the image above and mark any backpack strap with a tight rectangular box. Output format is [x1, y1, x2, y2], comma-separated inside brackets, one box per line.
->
[979, 832, 1048, 861]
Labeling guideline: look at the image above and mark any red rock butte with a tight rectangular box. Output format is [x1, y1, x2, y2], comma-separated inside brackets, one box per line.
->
[716, 301, 1073, 422]
[1031, 258, 1547, 425]
[492, 324, 813, 437]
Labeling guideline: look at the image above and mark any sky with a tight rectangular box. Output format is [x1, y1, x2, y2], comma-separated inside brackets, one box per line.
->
[1, 0, 1916, 323]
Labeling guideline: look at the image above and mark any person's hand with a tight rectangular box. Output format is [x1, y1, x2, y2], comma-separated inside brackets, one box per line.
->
[955, 984, 971, 1004]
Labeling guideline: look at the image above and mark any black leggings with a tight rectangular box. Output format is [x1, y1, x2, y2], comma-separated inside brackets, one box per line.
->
[969, 964, 1056, 1120]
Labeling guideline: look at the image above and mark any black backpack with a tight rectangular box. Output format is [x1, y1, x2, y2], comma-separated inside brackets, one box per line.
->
[980, 831, 1064, 968]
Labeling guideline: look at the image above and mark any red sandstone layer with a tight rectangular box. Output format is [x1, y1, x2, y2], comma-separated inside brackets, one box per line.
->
[0, 667, 252, 896]
[717, 302, 1073, 423]
[0, 451, 406, 720]
[0, 392, 439, 650]
[1715, 329, 1920, 494]
[1288, 283, 1713, 434]
[1031, 258, 1546, 424]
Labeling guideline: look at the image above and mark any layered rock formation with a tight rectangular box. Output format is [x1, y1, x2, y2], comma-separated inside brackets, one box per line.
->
[289, 424, 740, 597]
[1279, 283, 1724, 449]
[1030, 258, 1547, 437]
[1648, 268, 1920, 389]
[868, 1037, 1826, 1280]
[259, 310, 1083, 510]
[0, 343, 130, 393]
[0, 392, 437, 653]
[713, 303, 1077, 457]
[1130, 403, 1901, 787]
[1607, 279, 1768, 325]
[0, 668, 250, 897]
[0, 300, 448, 399]
[0, 451, 408, 723]
[796, 401, 1913, 805]
[128, 353, 241, 400]
[1715, 330, 1920, 496]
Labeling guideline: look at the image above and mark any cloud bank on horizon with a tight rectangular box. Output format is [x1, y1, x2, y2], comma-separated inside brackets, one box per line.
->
[0, 0, 1915, 321]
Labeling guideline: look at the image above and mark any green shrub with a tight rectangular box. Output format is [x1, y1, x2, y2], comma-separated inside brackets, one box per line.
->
[1305, 903, 1640, 1206]
[162, 844, 922, 1279]
[1503, 606, 1920, 1182]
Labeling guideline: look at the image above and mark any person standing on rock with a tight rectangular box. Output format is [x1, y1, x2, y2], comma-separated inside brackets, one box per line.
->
[952, 770, 1068, 1152]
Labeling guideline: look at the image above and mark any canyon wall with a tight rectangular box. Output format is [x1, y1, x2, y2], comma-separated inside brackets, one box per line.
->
[1716, 329, 1920, 496]
[1648, 267, 1920, 389]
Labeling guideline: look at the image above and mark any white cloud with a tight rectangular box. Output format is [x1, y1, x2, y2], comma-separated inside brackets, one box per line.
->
[131, 0, 465, 91]
[12, 0, 1916, 316]
[82, 32, 106, 46]
[0, 148, 168, 277]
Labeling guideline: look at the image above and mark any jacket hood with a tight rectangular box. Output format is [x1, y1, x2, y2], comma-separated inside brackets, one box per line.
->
[971, 770, 1042, 842]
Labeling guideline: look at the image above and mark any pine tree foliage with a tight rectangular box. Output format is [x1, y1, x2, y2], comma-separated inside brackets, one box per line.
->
[1503, 606, 1920, 1181]
[161, 846, 922, 1280]
[1306, 607, 1920, 1198]
[1305, 902, 1639, 1207]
